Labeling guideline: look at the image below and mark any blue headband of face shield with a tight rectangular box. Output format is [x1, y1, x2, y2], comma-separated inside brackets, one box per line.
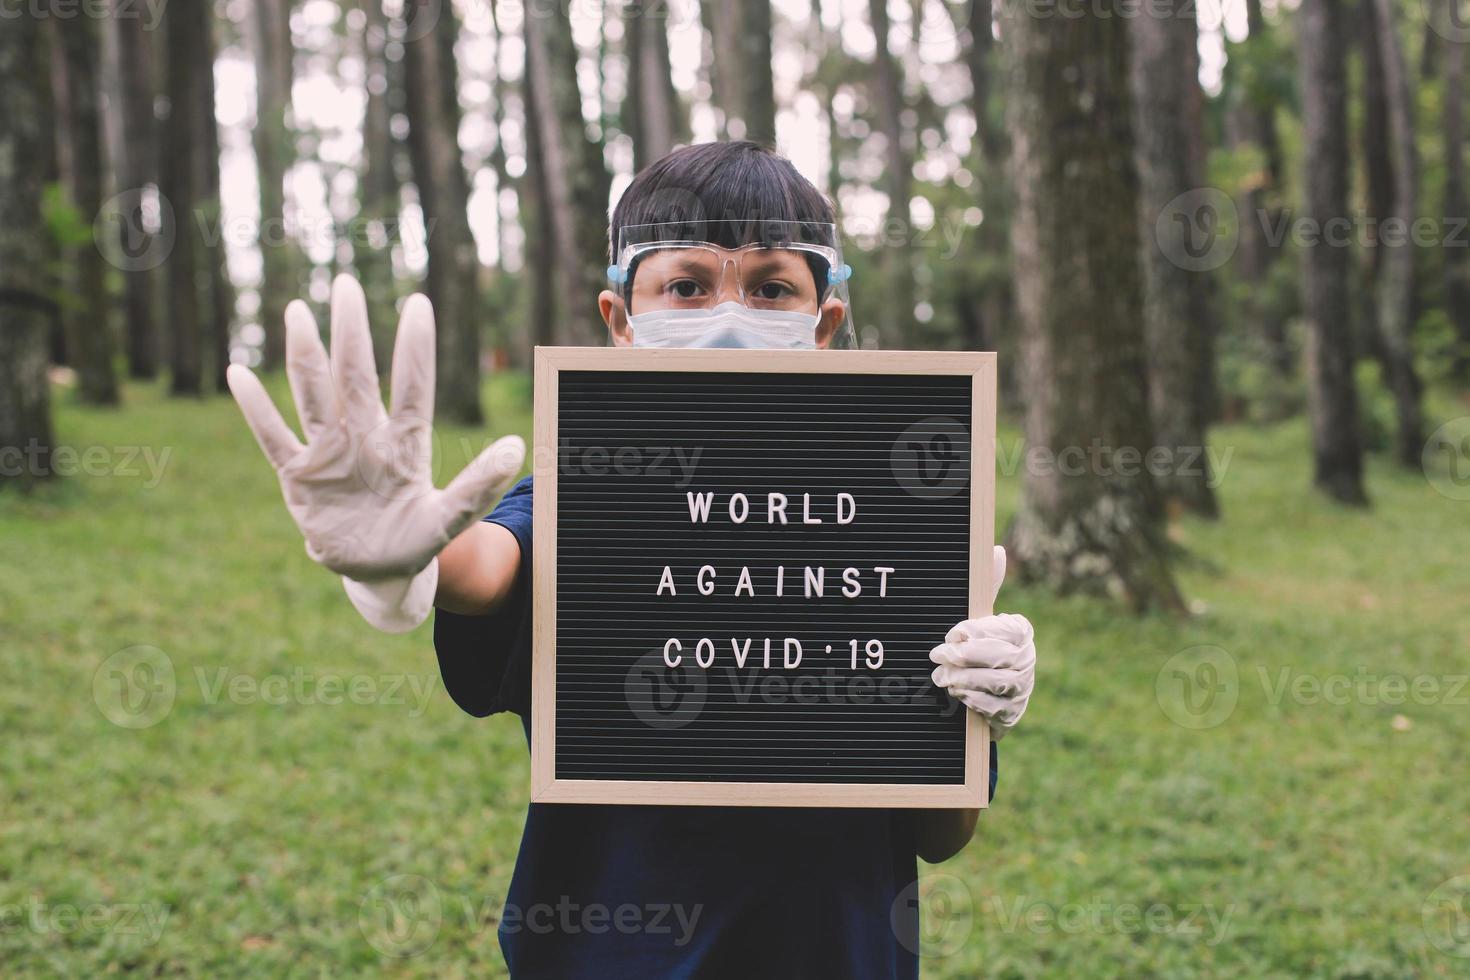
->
[608, 221, 858, 350]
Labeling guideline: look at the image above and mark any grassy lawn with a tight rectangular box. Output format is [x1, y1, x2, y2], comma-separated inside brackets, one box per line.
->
[2, 373, 1468, 977]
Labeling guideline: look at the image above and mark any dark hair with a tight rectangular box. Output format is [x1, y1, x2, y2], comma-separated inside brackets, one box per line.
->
[608, 141, 836, 259]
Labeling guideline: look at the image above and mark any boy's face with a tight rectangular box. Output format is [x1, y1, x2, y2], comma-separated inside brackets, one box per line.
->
[599, 243, 848, 348]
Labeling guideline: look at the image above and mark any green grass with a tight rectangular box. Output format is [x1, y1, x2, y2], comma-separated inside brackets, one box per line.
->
[2, 374, 1468, 977]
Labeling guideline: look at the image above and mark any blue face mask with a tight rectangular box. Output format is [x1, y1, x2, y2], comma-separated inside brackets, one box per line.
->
[628, 302, 821, 349]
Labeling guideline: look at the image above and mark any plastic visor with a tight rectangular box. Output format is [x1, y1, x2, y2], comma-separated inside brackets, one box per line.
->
[609, 219, 857, 349]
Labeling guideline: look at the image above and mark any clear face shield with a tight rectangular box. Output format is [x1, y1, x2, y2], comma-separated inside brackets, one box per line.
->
[607, 220, 858, 350]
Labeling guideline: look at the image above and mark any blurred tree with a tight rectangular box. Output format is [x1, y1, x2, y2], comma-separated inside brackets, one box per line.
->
[161, 0, 205, 395]
[626, 0, 683, 170]
[522, 43, 557, 351]
[50, 17, 120, 405]
[1, 15, 56, 488]
[703, 0, 775, 144]
[194, 6, 234, 394]
[357, 0, 402, 369]
[1223, 0, 1292, 383]
[524, 0, 612, 343]
[1001, 4, 1184, 611]
[961, 0, 1012, 362]
[1443, 0, 1470, 380]
[403, 0, 482, 424]
[1129, 0, 1218, 517]
[1298, 0, 1368, 504]
[109, 1, 160, 380]
[251, 0, 298, 371]
[1368, 0, 1424, 467]
[867, 0, 915, 345]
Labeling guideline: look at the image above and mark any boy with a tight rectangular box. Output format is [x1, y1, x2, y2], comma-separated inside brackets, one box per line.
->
[228, 141, 1037, 977]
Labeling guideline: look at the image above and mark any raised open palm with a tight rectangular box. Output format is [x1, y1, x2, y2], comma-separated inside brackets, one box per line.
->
[227, 276, 524, 583]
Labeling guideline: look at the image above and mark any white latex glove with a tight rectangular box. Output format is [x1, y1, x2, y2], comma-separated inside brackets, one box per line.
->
[929, 546, 1036, 739]
[226, 275, 525, 633]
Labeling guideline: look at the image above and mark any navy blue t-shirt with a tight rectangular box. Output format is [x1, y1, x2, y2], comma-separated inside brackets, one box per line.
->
[433, 477, 999, 978]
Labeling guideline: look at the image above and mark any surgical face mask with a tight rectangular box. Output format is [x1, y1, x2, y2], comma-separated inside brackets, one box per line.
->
[629, 301, 820, 349]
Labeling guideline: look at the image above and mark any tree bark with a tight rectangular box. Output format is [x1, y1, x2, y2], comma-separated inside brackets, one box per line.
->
[1, 15, 56, 488]
[1128, 0, 1218, 517]
[1000, 3, 1186, 612]
[50, 17, 120, 405]
[868, 0, 916, 346]
[403, 0, 482, 424]
[1443, 0, 1470, 380]
[251, 0, 297, 371]
[626, 0, 682, 170]
[1298, 0, 1368, 504]
[524, 0, 611, 344]
[1369, 0, 1424, 468]
[109, 1, 160, 380]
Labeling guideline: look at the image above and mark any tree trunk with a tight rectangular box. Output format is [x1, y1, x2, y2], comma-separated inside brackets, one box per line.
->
[160, 0, 205, 396]
[109, 1, 160, 380]
[1444, 0, 1470, 380]
[522, 44, 558, 351]
[195, 13, 234, 394]
[1370, 0, 1424, 468]
[1298, 0, 1368, 504]
[403, 0, 482, 424]
[868, 0, 916, 346]
[739, 1, 777, 145]
[524, 0, 611, 344]
[1000, 5, 1186, 612]
[1128, 0, 1218, 517]
[1, 15, 56, 489]
[251, 0, 297, 371]
[1228, 0, 1291, 383]
[626, 0, 682, 170]
[51, 17, 120, 405]
[704, 1, 774, 144]
[358, 0, 402, 370]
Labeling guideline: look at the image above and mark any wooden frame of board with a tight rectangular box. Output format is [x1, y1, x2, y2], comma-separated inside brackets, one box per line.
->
[531, 347, 996, 808]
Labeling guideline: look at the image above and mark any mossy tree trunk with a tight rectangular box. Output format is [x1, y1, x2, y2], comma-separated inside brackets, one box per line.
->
[1000, 1, 1186, 612]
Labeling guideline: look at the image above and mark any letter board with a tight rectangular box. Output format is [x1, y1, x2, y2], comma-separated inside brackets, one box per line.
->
[532, 348, 995, 807]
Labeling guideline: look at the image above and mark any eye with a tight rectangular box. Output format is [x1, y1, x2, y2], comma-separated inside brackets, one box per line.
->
[752, 281, 796, 301]
[669, 278, 705, 299]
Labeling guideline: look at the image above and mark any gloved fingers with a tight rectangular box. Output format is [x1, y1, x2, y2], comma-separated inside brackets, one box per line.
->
[948, 688, 1026, 737]
[389, 294, 436, 423]
[439, 435, 526, 535]
[329, 275, 387, 430]
[285, 299, 337, 441]
[930, 665, 1031, 699]
[990, 545, 1007, 608]
[930, 636, 1033, 671]
[944, 613, 1034, 648]
[227, 364, 303, 471]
